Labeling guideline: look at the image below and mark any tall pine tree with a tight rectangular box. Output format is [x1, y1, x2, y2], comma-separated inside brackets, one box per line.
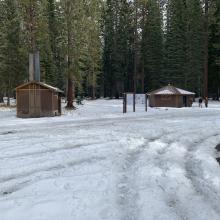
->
[141, 0, 163, 91]
[164, 0, 187, 88]
[209, 0, 220, 99]
[0, 0, 27, 105]
[185, 0, 204, 94]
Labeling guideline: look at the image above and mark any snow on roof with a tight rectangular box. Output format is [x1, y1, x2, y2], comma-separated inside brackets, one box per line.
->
[39, 82, 63, 93]
[16, 81, 63, 93]
[155, 89, 175, 95]
[176, 88, 195, 95]
[148, 85, 195, 96]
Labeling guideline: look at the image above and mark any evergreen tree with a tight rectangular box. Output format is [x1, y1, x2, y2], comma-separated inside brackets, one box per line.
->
[61, 0, 89, 107]
[0, 0, 219, 103]
[19, 0, 56, 86]
[103, 0, 133, 97]
[164, 0, 187, 88]
[0, 0, 27, 105]
[0, 0, 7, 102]
[141, 0, 163, 91]
[115, 0, 133, 96]
[46, 0, 64, 88]
[203, 0, 209, 97]
[82, 0, 103, 99]
[209, 0, 220, 99]
[185, 0, 204, 94]
[102, 0, 116, 97]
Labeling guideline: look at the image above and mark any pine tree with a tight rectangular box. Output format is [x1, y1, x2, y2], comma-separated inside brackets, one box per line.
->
[141, 0, 163, 91]
[115, 0, 133, 96]
[164, 0, 187, 88]
[61, 0, 89, 108]
[203, 0, 209, 97]
[0, 0, 27, 105]
[103, 0, 133, 97]
[19, 0, 56, 85]
[102, 0, 116, 97]
[209, 0, 220, 99]
[0, 0, 7, 102]
[46, 0, 64, 88]
[185, 0, 204, 94]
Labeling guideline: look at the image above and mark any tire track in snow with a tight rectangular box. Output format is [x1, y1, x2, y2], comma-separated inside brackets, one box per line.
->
[115, 129, 177, 220]
[148, 130, 220, 219]
[0, 141, 103, 160]
[0, 109, 218, 134]
[116, 138, 148, 220]
[0, 155, 106, 196]
[184, 134, 220, 216]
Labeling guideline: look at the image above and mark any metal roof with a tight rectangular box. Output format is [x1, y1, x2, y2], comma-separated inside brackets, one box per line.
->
[148, 85, 195, 96]
[16, 81, 64, 93]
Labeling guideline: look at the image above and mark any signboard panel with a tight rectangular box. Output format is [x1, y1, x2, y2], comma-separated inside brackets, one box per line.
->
[127, 94, 134, 105]
[135, 94, 145, 104]
[123, 93, 147, 113]
[126, 94, 146, 105]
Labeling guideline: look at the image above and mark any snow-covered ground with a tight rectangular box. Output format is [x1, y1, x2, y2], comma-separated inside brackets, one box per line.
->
[1, 99, 220, 220]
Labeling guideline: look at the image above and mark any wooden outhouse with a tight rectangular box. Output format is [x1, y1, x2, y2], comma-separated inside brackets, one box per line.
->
[148, 85, 195, 108]
[16, 81, 63, 118]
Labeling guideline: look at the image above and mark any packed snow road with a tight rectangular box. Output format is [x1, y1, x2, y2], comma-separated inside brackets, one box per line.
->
[1, 100, 220, 220]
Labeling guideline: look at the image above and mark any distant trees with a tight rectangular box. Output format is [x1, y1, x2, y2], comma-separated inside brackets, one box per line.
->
[0, 0, 27, 105]
[60, 0, 102, 107]
[164, 0, 187, 88]
[141, 0, 163, 91]
[209, 0, 220, 99]
[81, 0, 103, 99]
[185, 0, 204, 94]
[0, 0, 219, 105]
[103, 0, 133, 98]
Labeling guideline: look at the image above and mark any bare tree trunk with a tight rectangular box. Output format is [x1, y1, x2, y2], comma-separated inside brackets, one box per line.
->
[141, 66, 145, 93]
[203, 0, 209, 98]
[92, 86, 96, 100]
[133, 0, 138, 112]
[0, 93, 3, 103]
[7, 89, 10, 107]
[92, 65, 96, 99]
[141, 5, 146, 94]
[66, 53, 75, 108]
[65, 6, 75, 109]
[66, 74, 74, 108]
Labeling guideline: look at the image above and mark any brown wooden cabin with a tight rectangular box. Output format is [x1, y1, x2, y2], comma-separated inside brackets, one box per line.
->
[148, 85, 195, 108]
[16, 81, 63, 118]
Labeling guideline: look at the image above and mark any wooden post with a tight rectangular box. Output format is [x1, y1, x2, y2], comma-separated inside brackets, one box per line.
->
[123, 93, 125, 113]
[16, 90, 18, 117]
[133, 0, 137, 112]
[203, 0, 209, 98]
[51, 91, 54, 116]
[133, 93, 136, 112]
[123, 93, 127, 113]
[145, 94, 148, 112]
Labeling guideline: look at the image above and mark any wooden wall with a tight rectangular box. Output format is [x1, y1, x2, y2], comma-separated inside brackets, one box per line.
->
[149, 95, 194, 108]
[17, 83, 61, 118]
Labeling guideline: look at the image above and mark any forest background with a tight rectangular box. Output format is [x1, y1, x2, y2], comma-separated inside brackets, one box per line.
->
[0, 0, 219, 107]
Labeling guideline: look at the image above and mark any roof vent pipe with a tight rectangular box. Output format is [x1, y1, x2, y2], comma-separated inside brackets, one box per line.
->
[29, 51, 40, 82]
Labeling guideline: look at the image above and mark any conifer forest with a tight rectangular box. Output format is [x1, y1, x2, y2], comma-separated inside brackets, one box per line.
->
[0, 0, 219, 105]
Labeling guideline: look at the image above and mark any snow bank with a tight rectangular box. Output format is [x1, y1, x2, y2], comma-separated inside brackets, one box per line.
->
[0, 100, 220, 220]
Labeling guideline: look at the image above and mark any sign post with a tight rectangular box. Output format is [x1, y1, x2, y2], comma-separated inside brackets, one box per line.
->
[133, 93, 136, 112]
[145, 94, 148, 112]
[123, 93, 148, 113]
[123, 93, 127, 113]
